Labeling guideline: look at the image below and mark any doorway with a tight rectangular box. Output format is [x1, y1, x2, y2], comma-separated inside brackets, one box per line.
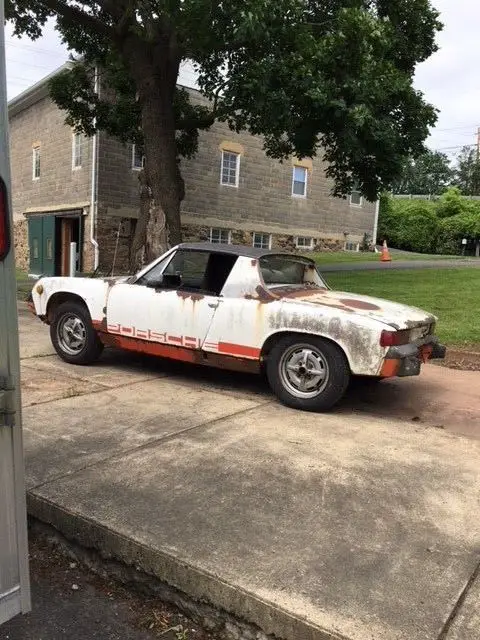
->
[28, 212, 82, 277]
[58, 216, 81, 276]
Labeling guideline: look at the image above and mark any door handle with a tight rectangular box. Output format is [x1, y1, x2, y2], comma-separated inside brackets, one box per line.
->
[208, 300, 222, 309]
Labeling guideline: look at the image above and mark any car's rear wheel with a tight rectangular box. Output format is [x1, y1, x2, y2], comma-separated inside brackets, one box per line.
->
[50, 301, 104, 365]
[266, 335, 350, 411]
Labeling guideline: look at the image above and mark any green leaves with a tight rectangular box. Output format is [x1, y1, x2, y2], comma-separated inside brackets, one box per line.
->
[393, 151, 454, 196]
[452, 147, 480, 196]
[6, 0, 441, 202]
[379, 191, 480, 255]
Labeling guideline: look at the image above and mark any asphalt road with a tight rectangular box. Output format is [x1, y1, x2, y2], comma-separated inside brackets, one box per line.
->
[1, 530, 210, 640]
[319, 258, 480, 272]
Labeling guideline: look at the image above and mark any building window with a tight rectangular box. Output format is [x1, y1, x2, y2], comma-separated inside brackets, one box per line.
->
[252, 233, 271, 250]
[350, 188, 363, 207]
[72, 132, 86, 169]
[32, 146, 40, 180]
[210, 228, 231, 244]
[292, 166, 307, 197]
[295, 236, 314, 250]
[132, 144, 145, 170]
[221, 151, 240, 187]
[344, 241, 360, 252]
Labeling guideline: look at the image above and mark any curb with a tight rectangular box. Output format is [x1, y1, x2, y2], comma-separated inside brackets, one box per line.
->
[27, 492, 348, 640]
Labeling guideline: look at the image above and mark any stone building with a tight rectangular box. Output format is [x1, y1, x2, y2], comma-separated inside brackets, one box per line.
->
[8, 65, 378, 277]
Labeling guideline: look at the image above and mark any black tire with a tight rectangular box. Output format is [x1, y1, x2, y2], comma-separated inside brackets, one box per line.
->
[266, 335, 350, 412]
[50, 301, 104, 365]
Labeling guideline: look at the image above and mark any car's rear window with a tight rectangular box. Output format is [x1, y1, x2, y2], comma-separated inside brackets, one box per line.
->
[259, 255, 316, 285]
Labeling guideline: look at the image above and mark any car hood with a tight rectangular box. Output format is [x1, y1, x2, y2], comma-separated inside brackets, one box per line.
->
[274, 287, 436, 330]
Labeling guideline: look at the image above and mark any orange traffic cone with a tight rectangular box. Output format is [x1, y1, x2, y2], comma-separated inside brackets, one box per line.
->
[380, 240, 392, 262]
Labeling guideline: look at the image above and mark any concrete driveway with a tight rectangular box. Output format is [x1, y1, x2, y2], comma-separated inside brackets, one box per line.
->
[18, 304, 480, 640]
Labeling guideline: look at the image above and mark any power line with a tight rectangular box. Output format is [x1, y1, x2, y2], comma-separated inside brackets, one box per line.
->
[432, 143, 477, 152]
[5, 40, 67, 57]
[6, 57, 67, 72]
[434, 124, 480, 133]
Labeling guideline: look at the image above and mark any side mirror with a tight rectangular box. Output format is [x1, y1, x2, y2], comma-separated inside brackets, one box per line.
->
[146, 273, 182, 289]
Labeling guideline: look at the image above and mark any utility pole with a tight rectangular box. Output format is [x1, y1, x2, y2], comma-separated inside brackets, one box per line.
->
[0, 0, 31, 624]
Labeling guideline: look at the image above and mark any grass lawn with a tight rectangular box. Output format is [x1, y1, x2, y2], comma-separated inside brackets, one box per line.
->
[16, 268, 32, 298]
[325, 268, 480, 347]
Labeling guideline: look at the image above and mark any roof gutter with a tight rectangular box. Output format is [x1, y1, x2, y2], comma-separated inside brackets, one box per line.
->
[89, 67, 99, 271]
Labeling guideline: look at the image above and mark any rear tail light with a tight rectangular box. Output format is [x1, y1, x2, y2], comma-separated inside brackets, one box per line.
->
[380, 329, 411, 347]
[0, 176, 9, 261]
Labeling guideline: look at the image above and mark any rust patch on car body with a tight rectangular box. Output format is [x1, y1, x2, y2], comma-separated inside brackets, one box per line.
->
[339, 298, 381, 311]
[245, 285, 276, 303]
[245, 285, 328, 304]
[176, 290, 205, 301]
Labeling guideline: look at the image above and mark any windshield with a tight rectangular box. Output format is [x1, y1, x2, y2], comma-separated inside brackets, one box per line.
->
[259, 255, 326, 288]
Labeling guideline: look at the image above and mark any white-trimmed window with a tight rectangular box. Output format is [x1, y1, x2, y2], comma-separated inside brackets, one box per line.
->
[344, 241, 360, 252]
[292, 166, 307, 197]
[220, 151, 240, 187]
[32, 146, 40, 180]
[210, 227, 231, 244]
[72, 132, 86, 169]
[132, 144, 146, 170]
[252, 232, 271, 249]
[295, 236, 314, 250]
[350, 188, 363, 207]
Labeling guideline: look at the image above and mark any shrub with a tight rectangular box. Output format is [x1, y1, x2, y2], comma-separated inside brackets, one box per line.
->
[379, 195, 439, 253]
[436, 187, 469, 218]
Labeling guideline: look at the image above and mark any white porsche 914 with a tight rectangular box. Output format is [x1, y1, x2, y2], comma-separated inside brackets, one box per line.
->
[29, 242, 446, 411]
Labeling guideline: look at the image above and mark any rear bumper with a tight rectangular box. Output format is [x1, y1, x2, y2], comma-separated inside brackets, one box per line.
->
[381, 337, 446, 378]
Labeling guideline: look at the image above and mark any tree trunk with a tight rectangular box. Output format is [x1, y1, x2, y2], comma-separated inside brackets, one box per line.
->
[129, 169, 152, 272]
[476, 239, 480, 258]
[122, 34, 183, 260]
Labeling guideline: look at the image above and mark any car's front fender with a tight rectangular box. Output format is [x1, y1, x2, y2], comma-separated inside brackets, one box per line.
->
[31, 277, 109, 324]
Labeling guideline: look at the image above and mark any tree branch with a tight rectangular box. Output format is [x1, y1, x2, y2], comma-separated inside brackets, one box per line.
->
[38, 0, 115, 38]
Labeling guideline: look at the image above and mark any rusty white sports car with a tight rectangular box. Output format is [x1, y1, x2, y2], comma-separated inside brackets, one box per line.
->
[29, 242, 446, 411]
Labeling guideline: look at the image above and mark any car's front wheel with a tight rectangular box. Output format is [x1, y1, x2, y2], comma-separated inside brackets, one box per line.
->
[50, 301, 104, 365]
[266, 335, 350, 411]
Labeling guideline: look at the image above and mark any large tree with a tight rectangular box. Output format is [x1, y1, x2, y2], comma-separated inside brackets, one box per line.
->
[392, 149, 453, 195]
[452, 146, 480, 197]
[7, 0, 441, 262]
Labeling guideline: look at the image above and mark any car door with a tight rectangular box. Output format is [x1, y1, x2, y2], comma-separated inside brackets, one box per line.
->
[106, 249, 226, 352]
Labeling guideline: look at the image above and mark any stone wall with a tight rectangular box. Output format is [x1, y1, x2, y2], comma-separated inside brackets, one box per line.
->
[96, 208, 133, 275]
[9, 82, 372, 273]
[14, 219, 29, 272]
[9, 94, 91, 222]
[97, 87, 376, 256]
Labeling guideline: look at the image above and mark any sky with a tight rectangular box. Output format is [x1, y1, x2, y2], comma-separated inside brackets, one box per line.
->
[5, 1, 480, 161]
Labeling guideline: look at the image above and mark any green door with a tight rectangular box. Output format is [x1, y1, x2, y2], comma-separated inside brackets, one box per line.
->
[42, 215, 55, 276]
[28, 215, 56, 276]
[27, 216, 43, 276]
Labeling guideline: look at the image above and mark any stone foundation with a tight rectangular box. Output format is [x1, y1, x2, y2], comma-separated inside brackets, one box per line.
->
[181, 223, 343, 253]
[96, 208, 133, 275]
[13, 216, 346, 276]
[14, 218, 29, 272]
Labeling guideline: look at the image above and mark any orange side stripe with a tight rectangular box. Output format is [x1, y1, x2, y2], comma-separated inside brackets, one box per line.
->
[218, 342, 261, 359]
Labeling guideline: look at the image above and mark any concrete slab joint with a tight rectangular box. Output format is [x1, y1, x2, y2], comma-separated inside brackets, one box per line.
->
[17, 304, 480, 640]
